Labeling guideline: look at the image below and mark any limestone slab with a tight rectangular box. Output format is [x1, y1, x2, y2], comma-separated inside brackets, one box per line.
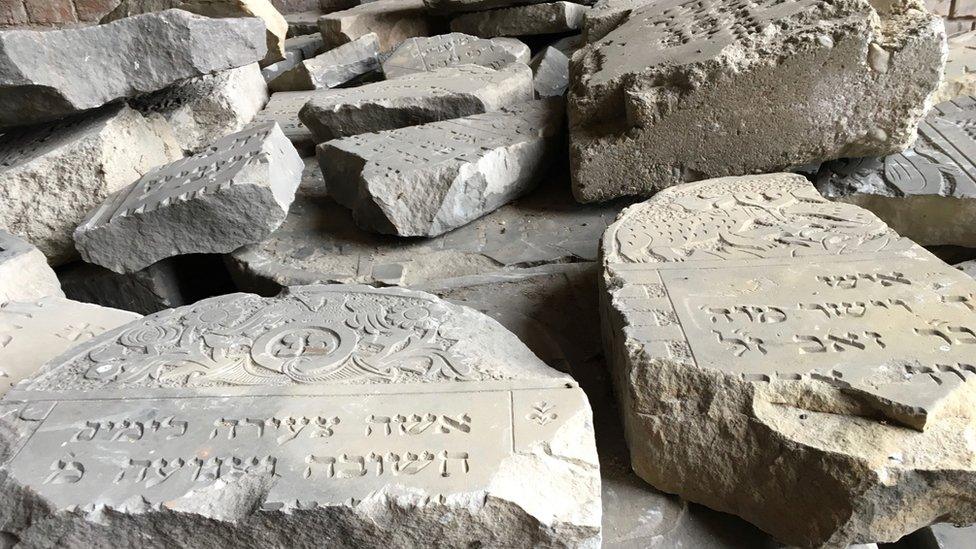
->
[298, 63, 533, 141]
[59, 260, 187, 316]
[450, 2, 588, 37]
[0, 285, 600, 547]
[602, 172, 976, 546]
[269, 33, 380, 91]
[381, 33, 530, 79]
[934, 31, 976, 103]
[0, 231, 63, 305]
[318, 0, 433, 52]
[74, 122, 304, 274]
[253, 91, 318, 155]
[569, 0, 945, 202]
[0, 9, 267, 129]
[529, 46, 569, 98]
[0, 105, 183, 266]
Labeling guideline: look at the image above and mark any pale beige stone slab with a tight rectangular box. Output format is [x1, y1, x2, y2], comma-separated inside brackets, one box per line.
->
[318, 0, 433, 52]
[0, 231, 63, 305]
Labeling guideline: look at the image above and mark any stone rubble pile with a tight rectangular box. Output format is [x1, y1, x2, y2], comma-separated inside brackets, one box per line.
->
[2, 0, 976, 547]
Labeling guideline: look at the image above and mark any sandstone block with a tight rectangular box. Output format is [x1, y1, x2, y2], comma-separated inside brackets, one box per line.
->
[0, 231, 63, 305]
[74, 122, 304, 274]
[381, 33, 529, 79]
[569, 0, 945, 202]
[0, 10, 267, 129]
[298, 63, 533, 142]
[0, 105, 183, 265]
[450, 1, 588, 37]
[253, 90, 318, 154]
[269, 33, 380, 91]
[530, 46, 569, 97]
[318, 0, 433, 52]
[934, 31, 976, 103]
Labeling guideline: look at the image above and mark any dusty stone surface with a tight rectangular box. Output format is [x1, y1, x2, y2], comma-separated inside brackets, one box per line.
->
[320, 99, 565, 236]
[958, 259, 976, 279]
[816, 96, 976, 248]
[934, 31, 976, 103]
[0, 9, 267, 129]
[569, 0, 946, 202]
[74, 122, 304, 274]
[602, 172, 976, 547]
[298, 63, 534, 141]
[59, 260, 187, 316]
[285, 32, 326, 58]
[0, 231, 63, 305]
[0, 104, 183, 266]
[381, 33, 530, 79]
[131, 63, 269, 154]
[530, 46, 569, 98]
[0, 285, 601, 547]
[262, 49, 305, 82]
[269, 33, 380, 91]
[318, 0, 433, 52]
[424, 0, 554, 14]
[450, 2, 588, 37]
[253, 91, 318, 155]
[285, 9, 323, 36]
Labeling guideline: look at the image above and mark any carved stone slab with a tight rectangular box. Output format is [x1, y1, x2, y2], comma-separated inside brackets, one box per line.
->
[381, 33, 530, 79]
[74, 122, 304, 274]
[298, 63, 534, 142]
[0, 285, 600, 547]
[602, 173, 976, 546]
[816, 96, 976, 247]
[270, 33, 381, 92]
[529, 46, 570, 98]
[568, 0, 944, 202]
[0, 231, 63, 305]
[253, 91, 318, 155]
[319, 0, 433, 52]
[450, 1, 589, 37]
[934, 31, 976, 103]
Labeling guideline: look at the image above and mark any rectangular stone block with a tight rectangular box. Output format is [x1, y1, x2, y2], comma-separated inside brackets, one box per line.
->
[450, 1, 588, 37]
[318, 0, 433, 52]
[269, 33, 380, 91]
[529, 45, 569, 97]
[0, 230, 63, 304]
[381, 32, 530, 79]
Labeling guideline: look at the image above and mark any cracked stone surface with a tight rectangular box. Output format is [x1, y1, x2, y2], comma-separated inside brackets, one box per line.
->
[270, 33, 380, 92]
[75, 122, 304, 274]
[530, 46, 570, 98]
[0, 231, 63, 305]
[816, 97, 976, 248]
[298, 63, 534, 142]
[601, 172, 976, 546]
[382, 33, 530, 79]
[568, 0, 946, 202]
[318, 0, 434, 52]
[0, 9, 267, 129]
[253, 91, 318, 155]
[450, 2, 589, 37]
[0, 285, 601, 547]
[934, 31, 976, 103]
[0, 104, 183, 266]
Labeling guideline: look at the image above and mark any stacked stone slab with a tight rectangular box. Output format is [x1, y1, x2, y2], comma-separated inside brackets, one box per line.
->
[269, 33, 380, 91]
[0, 231, 63, 304]
[253, 91, 319, 154]
[935, 31, 976, 102]
[450, 2, 588, 37]
[74, 122, 304, 273]
[318, 0, 434, 52]
[0, 9, 267, 129]
[568, 0, 945, 202]
[261, 34, 327, 82]
[381, 33, 530, 79]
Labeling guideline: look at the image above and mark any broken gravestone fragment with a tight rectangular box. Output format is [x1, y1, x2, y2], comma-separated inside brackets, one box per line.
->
[0, 285, 601, 547]
[269, 33, 380, 92]
[569, 0, 945, 202]
[0, 10, 267, 129]
[816, 96, 976, 248]
[74, 122, 303, 274]
[602, 172, 976, 546]
[0, 231, 63, 305]
[320, 99, 565, 236]
[319, 0, 434, 52]
[529, 46, 570, 98]
[381, 33, 530, 79]
[253, 91, 318, 155]
[298, 63, 533, 142]
[450, 2, 589, 37]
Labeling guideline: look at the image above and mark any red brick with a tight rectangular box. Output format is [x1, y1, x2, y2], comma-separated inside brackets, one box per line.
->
[0, 0, 28, 26]
[74, 0, 117, 21]
[23, 0, 76, 24]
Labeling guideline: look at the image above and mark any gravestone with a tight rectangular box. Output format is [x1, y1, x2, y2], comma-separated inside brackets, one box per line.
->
[601, 172, 976, 546]
[529, 46, 569, 98]
[74, 122, 304, 274]
[270, 33, 380, 92]
[318, 0, 433, 52]
[381, 33, 530, 79]
[253, 91, 319, 155]
[0, 285, 601, 547]
[319, 99, 565, 236]
[450, 2, 588, 37]
[0, 231, 64, 304]
[568, 0, 944, 202]
[298, 63, 534, 142]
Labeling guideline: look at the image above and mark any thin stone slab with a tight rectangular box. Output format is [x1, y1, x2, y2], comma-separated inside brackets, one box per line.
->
[299, 63, 533, 142]
[320, 99, 564, 236]
[602, 172, 976, 546]
[0, 285, 600, 547]
[253, 91, 318, 155]
[0, 105, 183, 265]
[934, 31, 976, 103]
[74, 122, 304, 274]
[0, 231, 63, 305]
[318, 0, 433, 52]
[269, 33, 380, 92]
[529, 46, 569, 98]
[381, 33, 530, 79]
[450, 2, 588, 37]
[816, 96, 976, 248]
[569, 0, 945, 202]
[0, 10, 267, 129]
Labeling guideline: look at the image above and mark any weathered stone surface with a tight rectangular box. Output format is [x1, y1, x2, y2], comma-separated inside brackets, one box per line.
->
[934, 31, 976, 103]
[602, 172, 976, 546]
[284, 9, 322, 36]
[958, 259, 976, 279]
[530, 46, 569, 98]
[0, 10, 267, 129]
[0, 105, 183, 266]
[450, 1, 588, 37]
[550, 33, 582, 56]
[319, 0, 433, 52]
[299, 63, 533, 141]
[0, 297, 138, 397]
[569, 0, 945, 202]
[269, 33, 380, 91]
[320, 99, 564, 236]
[816, 97, 976, 248]
[0, 285, 601, 547]
[75, 122, 304, 274]
[0, 231, 63, 305]
[286, 32, 326, 58]
[425, 0, 552, 14]
[905, 524, 976, 548]
[59, 260, 187, 315]
[381, 33, 529, 79]
[131, 63, 269, 154]
[253, 91, 318, 155]
[261, 49, 305, 82]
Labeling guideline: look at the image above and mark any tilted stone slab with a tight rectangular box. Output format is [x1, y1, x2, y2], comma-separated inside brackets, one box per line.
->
[381, 33, 530, 79]
[529, 46, 569, 98]
[269, 33, 380, 92]
[602, 172, 976, 546]
[319, 0, 433, 52]
[0, 10, 267, 129]
[253, 91, 318, 155]
[298, 63, 534, 142]
[0, 231, 63, 305]
[74, 122, 304, 274]
[319, 99, 565, 236]
[569, 0, 945, 202]
[0, 285, 601, 547]
[816, 97, 976, 248]
[450, 2, 588, 37]
[0, 104, 183, 266]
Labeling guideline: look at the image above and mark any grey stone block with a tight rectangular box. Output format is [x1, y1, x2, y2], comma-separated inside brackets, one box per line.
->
[450, 1, 588, 37]
[58, 260, 187, 315]
[381, 33, 529, 79]
[269, 33, 380, 91]
[253, 91, 318, 155]
[529, 46, 569, 97]
[318, 0, 434, 52]
[0, 230, 64, 304]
